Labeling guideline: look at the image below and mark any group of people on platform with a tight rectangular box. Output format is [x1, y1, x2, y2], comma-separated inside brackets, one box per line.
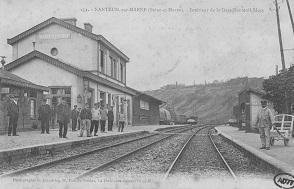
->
[5, 95, 127, 138]
[72, 102, 126, 137]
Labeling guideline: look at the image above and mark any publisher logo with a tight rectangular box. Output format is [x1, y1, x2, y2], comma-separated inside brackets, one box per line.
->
[274, 173, 294, 189]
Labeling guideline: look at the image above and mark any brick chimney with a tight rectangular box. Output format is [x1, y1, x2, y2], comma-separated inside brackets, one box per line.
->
[60, 18, 77, 26]
[84, 23, 93, 32]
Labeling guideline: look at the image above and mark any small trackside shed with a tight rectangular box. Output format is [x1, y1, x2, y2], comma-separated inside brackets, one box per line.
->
[130, 89, 164, 126]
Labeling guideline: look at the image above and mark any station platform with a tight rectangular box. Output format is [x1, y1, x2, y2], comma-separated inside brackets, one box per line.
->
[216, 125, 294, 175]
[0, 124, 181, 163]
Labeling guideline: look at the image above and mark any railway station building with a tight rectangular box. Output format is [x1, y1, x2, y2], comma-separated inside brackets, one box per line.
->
[5, 17, 162, 127]
[0, 68, 48, 133]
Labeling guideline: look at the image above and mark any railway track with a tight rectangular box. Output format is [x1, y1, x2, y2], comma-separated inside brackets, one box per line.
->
[76, 126, 199, 179]
[163, 126, 237, 180]
[78, 125, 211, 180]
[0, 125, 197, 179]
[208, 128, 237, 180]
[2, 124, 271, 181]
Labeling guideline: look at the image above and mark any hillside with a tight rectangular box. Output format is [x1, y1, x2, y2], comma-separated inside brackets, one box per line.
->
[145, 77, 264, 122]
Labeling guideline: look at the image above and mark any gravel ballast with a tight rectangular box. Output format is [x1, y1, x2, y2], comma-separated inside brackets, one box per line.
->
[11, 133, 174, 178]
[170, 127, 231, 179]
[0, 132, 152, 175]
[89, 129, 196, 179]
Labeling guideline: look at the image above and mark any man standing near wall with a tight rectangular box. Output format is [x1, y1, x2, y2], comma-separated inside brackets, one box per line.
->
[6, 95, 19, 136]
[71, 105, 79, 131]
[90, 103, 100, 136]
[107, 106, 114, 131]
[38, 99, 51, 134]
[255, 100, 275, 150]
[56, 98, 70, 138]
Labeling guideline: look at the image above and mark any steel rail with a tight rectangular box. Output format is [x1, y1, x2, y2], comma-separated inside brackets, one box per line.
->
[208, 128, 237, 180]
[0, 126, 195, 178]
[75, 126, 199, 180]
[162, 125, 213, 180]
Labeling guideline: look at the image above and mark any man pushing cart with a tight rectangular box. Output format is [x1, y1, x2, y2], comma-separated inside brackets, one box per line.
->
[255, 100, 275, 150]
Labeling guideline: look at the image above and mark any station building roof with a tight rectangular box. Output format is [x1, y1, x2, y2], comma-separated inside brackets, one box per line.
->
[0, 68, 48, 91]
[7, 17, 129, 62]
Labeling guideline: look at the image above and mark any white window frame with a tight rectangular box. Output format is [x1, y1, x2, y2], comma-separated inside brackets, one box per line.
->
[100, 50, 105, 74]
[140, 100, 149, 110]
[120, 63, 124, 82]
[30, 99, 36, 119]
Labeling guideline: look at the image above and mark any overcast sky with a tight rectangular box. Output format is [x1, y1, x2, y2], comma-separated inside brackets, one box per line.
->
[1, 0, 294, 90]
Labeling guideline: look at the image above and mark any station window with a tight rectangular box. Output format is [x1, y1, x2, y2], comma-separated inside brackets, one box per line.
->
[120, 63, 124, 82]
[65, 88, 71, 95]
[241, 103, 245, 113]
[50, 48, 58, 56]
[110, 56, 117, 79]
[114, 61, 117, 79]
[30, 99, 36, 119]
[100, 50, 105, 73]
[51, 88, 58, 94]
[110, 57, 114, 77]
[29, 90, 37, 98]
[140, 100, 149, 110]
[100, 91, 106, 107]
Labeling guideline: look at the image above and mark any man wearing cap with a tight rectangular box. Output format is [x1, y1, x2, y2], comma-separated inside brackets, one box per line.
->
[6, 95, 19, 136]
[255, 100, 275, 150]
[38, 99, 51, 134]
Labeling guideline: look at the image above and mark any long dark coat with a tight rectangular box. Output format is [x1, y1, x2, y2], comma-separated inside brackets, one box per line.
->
[56, 103, 70, 124]
[38, 104, 51, 121]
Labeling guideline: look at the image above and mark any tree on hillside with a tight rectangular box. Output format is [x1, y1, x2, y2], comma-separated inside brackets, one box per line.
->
[263, 66, 294, 113]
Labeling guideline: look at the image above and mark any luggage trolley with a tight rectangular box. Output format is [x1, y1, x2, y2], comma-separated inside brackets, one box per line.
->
[270, 114, 294, 146]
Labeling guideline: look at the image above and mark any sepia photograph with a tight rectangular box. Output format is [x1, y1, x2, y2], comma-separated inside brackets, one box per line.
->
[0, 0, 294, 188]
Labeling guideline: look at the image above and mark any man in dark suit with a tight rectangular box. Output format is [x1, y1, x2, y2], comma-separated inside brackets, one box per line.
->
[38, 99, 51, 134]
[71, 105, 79, 131]
[6, 95, 19, 136]
[56, 98, 70, 138]
[107, 106, 114, 131]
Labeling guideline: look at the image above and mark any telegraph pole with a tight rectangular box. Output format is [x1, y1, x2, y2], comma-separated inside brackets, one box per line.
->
[286, 0, 294, 36]
[275, 0, 286, 71]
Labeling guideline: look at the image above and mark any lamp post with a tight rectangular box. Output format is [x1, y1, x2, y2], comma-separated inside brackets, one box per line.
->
[77, 94, 82, 104]
[274, 0, 286, 71]
[286, 0, 294, 36]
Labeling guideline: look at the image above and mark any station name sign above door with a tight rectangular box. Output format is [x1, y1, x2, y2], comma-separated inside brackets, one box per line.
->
[39, 33, 71, 40]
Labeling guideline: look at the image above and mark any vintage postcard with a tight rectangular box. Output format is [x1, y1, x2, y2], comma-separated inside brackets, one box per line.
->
[0, 0, 294, 189]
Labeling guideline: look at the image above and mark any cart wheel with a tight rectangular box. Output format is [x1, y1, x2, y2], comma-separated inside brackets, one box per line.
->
[284, 139, 289, 146]
[270, 137, 275, 146]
